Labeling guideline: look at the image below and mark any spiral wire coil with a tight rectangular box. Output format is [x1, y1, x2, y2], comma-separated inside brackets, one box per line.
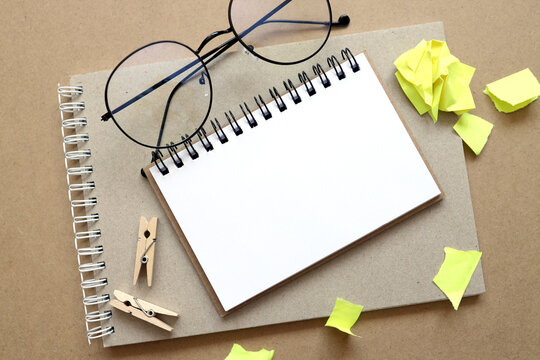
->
[153, 48, 360, 176]
[57, 84, 113, 343]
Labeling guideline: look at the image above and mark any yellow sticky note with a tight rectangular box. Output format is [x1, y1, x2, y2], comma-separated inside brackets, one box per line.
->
[394, 40, 427, 85]
[417, 46, 433, 106]
[428, 77, 444, 123]
[225, 344, 274, 360]
[439, 61, 476, 114]
[406, 40, 428, 76]
[484, 68, 540, 113]
[433, 247, 482, 310]
[439, 53, 460, 71]
[453, 113, 493, 155]
[396, 71, 431, 115]
[394, 40, 476, 121]
[325, 298, 363, 336]
[430, 40, 450, 64]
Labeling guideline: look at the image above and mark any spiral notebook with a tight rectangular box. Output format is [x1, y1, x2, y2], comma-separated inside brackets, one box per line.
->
[145, 51, 443, 316]
[57, 23, 484, 347]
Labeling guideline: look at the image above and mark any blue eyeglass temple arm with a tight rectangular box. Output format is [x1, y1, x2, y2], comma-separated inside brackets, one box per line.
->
[101, 0, 349, 125]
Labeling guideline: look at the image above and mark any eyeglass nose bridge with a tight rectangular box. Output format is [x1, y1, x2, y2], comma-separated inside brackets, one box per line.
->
[196, 27, 234, 55]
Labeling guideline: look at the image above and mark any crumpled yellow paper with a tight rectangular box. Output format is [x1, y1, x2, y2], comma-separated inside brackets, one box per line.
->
[484, 68, 540, 113]
[325, 298, 363, 336]
[225, 344, 274, 360]
[453, 113, 493, 155]
[433, 247, 482, 310]
[395, 40, 476, 122]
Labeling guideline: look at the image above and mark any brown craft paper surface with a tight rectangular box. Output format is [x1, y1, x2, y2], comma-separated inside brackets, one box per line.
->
[3, 0, 538, 358]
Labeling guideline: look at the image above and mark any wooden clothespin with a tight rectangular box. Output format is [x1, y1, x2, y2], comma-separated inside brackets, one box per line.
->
[110, 290, 178, 332]
[133, 216, 158, 286]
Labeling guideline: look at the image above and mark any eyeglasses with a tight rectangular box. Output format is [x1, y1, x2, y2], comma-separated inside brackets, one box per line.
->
[101, 0, 349, 150]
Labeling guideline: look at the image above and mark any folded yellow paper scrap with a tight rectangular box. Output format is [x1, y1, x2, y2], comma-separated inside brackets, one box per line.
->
[394, 40, 475, 122]
[325, 298, 363, 336]
[225, 344, 274, 360]
[484, 68, 540, 113]
[433, 247, 482, 310]
[453, 113, 493, 155]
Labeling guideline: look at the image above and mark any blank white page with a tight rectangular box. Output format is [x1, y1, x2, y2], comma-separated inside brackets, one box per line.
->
[149, 53, 442, 312]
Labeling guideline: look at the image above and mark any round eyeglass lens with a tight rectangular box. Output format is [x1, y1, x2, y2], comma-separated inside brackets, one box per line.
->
[229, 0, 331, 64]
[105, 41, 212, 149]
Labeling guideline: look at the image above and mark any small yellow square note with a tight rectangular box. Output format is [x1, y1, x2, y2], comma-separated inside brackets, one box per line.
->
[433, 247, 482, 310]
[325, 298, 363, 336]
[225, 344, 274, 360]
[453, 113, 493, 155]
[484, 68, 540, 113]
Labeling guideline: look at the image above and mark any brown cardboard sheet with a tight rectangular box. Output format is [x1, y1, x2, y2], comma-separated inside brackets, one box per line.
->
[67, 22, 481, 347]
[1, 0, 539, 358]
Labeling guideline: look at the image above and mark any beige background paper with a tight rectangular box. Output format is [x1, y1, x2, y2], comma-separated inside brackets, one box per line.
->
[1, 0, 539, 358]
[69, 22, 482, 347]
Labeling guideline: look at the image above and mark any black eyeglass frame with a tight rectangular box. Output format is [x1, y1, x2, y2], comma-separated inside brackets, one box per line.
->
[101, 0, 349, 150]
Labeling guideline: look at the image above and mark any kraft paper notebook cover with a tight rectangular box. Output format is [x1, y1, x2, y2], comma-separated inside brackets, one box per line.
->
[144, 51, 444, 316]
[58, 22, 485, 347]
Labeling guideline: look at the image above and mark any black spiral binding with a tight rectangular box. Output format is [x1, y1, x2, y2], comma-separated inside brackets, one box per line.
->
[167, 143, 184, 168]
[255, 94, 272, 120]
[327, 55, 346, 80]
[152, 149, 169, 175]
[182, 135, 199, 160]
[269, 87, 287, 112]
[211, 118, 228, 144]
[283, 79, 302, 104]
[240, 102, 258, 128]
[299, 71, 316, 96]
[225, 111, 243, 135]
[313, 63, 331, 88]
[153, 49, 360, 176]
[197, 128, 214, 152]
[341, 48, 360, 72]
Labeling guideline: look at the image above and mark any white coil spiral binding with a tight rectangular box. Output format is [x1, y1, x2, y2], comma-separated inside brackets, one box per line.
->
[62, 117, 87, 128]
[86, 310, 113, 323]
[79, 261, 106, 273]
[83, 294, 110, 306]
[58, 84, 114, 343]
[81, 278, 109, 289]
[73, 213, 100, 224]
[77, 245, 104, 256]
[71, 198, 98, 208]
